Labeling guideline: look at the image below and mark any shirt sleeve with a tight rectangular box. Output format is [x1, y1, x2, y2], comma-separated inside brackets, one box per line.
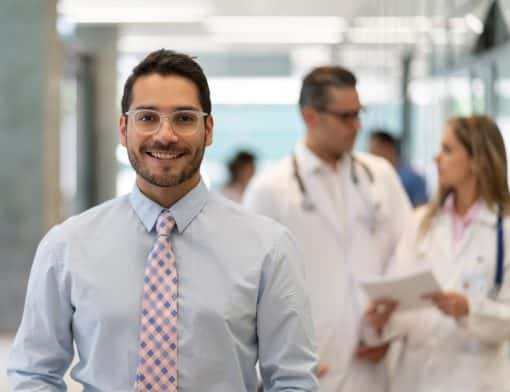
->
[7, 227, 74, 391]
[257, 228, 319, 391]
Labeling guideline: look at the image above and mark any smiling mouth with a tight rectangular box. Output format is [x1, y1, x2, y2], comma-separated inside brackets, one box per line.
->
[147, 151, 186, 160]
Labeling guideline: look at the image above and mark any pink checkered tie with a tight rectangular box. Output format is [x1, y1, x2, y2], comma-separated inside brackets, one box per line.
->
[136, 210, 178, 391]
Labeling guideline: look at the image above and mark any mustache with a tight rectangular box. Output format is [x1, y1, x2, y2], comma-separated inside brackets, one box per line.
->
[142, 141, 189, 153]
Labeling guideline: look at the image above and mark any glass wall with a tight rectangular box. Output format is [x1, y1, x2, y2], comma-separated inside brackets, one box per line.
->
[407, 42, 510, 195]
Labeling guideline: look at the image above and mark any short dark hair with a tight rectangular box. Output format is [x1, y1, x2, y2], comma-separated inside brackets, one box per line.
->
[299, 66, 357, 109]
[370, 130, 397, 146]
[228, 150, 256, 181]
[370, 129, 402, 155]
[121, 49, 211, 115]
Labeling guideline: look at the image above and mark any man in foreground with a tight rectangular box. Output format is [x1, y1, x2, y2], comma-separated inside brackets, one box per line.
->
[8, 49, 319, 391]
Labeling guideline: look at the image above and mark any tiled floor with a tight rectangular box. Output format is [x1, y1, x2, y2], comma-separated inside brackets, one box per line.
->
[0, 335, 80, 391]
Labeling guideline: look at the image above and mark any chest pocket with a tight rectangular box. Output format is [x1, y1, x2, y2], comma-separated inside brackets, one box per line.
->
[461, 259, 491, 299]
[352, 179, 391, 237]
[458, 226, 497, 298]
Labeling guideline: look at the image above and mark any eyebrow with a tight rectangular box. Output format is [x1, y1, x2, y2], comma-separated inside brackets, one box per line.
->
[133, 105, 202, 112]
[325, 104, 364, 112]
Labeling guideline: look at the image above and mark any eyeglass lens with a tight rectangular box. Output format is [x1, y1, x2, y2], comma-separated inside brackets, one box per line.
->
[133, 110, 202, 134]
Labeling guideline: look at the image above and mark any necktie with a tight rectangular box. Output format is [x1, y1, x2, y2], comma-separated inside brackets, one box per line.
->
[136, 210, 178, 391]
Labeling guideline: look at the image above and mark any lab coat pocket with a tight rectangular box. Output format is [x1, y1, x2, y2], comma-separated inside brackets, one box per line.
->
[356, 199, 389, 235]
[462, 271, 489, 300]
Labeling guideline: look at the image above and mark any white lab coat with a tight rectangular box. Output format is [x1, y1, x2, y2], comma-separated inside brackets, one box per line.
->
[243, 143, 412, 391]
[385, 203, 510, 392]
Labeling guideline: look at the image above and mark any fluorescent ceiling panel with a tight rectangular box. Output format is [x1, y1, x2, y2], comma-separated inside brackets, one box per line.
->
[58, 1, 212, 23]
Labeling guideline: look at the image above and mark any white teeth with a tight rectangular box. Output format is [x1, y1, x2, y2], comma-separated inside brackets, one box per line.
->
[151, 152, 180, 160]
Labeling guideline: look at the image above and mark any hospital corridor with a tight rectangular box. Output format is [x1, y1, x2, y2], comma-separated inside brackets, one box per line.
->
[3, 0, 510, 391]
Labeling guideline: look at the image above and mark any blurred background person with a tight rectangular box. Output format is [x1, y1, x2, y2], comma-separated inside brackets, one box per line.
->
[244, 65, 412, 391]
[367, 115, 510, 392]
[369, 130, 428, 207]
[222, 150, 256, 203]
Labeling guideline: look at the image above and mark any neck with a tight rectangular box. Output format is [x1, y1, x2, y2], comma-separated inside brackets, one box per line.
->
[228, 181, 245, 191]
[137, 174, 200, 208]
[388, 155, 399, 168]
[305, 137, 341, 170]
[453, 180, 479, 216]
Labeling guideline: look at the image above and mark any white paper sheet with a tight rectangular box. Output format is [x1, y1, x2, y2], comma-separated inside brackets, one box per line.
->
[359, 267, 443, 311]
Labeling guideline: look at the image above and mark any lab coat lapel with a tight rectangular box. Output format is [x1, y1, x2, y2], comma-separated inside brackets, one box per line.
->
[428, 214, 455, 280]
[433, 203, 497, 289]
[454, 202, 497, 259]
[308, 174, 344, 240]
[295, 147, 344, 242]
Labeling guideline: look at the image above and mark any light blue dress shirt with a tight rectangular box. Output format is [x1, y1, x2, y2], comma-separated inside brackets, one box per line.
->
[8, 180, 318, 391]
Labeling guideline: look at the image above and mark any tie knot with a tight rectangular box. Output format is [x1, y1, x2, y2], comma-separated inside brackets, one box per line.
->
[156, 210, 175, 237]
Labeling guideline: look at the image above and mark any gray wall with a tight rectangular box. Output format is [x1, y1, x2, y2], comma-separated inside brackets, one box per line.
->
[0, 0, 60, 332]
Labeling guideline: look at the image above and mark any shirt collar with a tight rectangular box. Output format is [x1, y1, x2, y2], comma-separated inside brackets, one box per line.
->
[442, 193, 496, 226]
[129, 179, 209, 234]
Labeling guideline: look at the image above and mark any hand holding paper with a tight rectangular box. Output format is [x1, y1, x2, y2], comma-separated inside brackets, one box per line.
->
[360, 267, 443, 312]
[423, 291, 469, 319]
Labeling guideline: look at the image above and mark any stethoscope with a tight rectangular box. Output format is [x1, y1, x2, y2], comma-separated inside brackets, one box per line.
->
[490, 206, 504, 299]
[292, 152, 381, 232]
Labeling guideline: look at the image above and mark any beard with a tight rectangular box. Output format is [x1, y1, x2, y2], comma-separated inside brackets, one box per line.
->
[127, 135, 206, 188]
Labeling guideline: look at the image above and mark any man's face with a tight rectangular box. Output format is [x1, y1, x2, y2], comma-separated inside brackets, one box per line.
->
[311, 87, 362, 159]
[120, 74, 213, 190]
[369, 137, 393, 162]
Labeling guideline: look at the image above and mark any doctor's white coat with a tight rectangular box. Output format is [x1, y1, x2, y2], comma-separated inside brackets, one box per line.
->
[243, 144, 412, 391]
[385, 203, 510, 392]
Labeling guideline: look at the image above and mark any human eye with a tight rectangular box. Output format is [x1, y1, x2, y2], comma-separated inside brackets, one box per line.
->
[173, 111, 198, 124]
[135, 110, 159, 123]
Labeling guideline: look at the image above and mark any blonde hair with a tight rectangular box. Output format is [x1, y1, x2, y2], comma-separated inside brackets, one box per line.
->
[420, 115, 510, 235]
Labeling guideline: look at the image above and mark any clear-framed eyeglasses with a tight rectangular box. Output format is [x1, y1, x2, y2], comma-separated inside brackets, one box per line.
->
[125, 109, 209, 136]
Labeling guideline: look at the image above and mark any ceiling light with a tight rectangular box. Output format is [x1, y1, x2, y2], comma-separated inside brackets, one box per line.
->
[208, 77, 301, 105]
[465, 13, 484, 34]
[347, 28, 417, 44]
[212, 31, 343, 45]
[58, 1, 212, 24]
[354, 16, 431, 32]
[118, 35, 229, 53]
[206, 17, 346, 44]
[206, 16, 346, 35]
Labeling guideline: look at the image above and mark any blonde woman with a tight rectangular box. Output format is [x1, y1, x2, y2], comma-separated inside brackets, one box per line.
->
[367, 115, 510, 391]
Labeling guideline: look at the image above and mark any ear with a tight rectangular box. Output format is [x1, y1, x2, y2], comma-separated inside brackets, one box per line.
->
[301, 106, 318, 128]
[204, 115, 214, 146]
[120, 114, 128, 147]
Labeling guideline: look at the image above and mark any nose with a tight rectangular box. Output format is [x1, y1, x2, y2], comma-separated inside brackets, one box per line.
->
[155, 117, 179, 142]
